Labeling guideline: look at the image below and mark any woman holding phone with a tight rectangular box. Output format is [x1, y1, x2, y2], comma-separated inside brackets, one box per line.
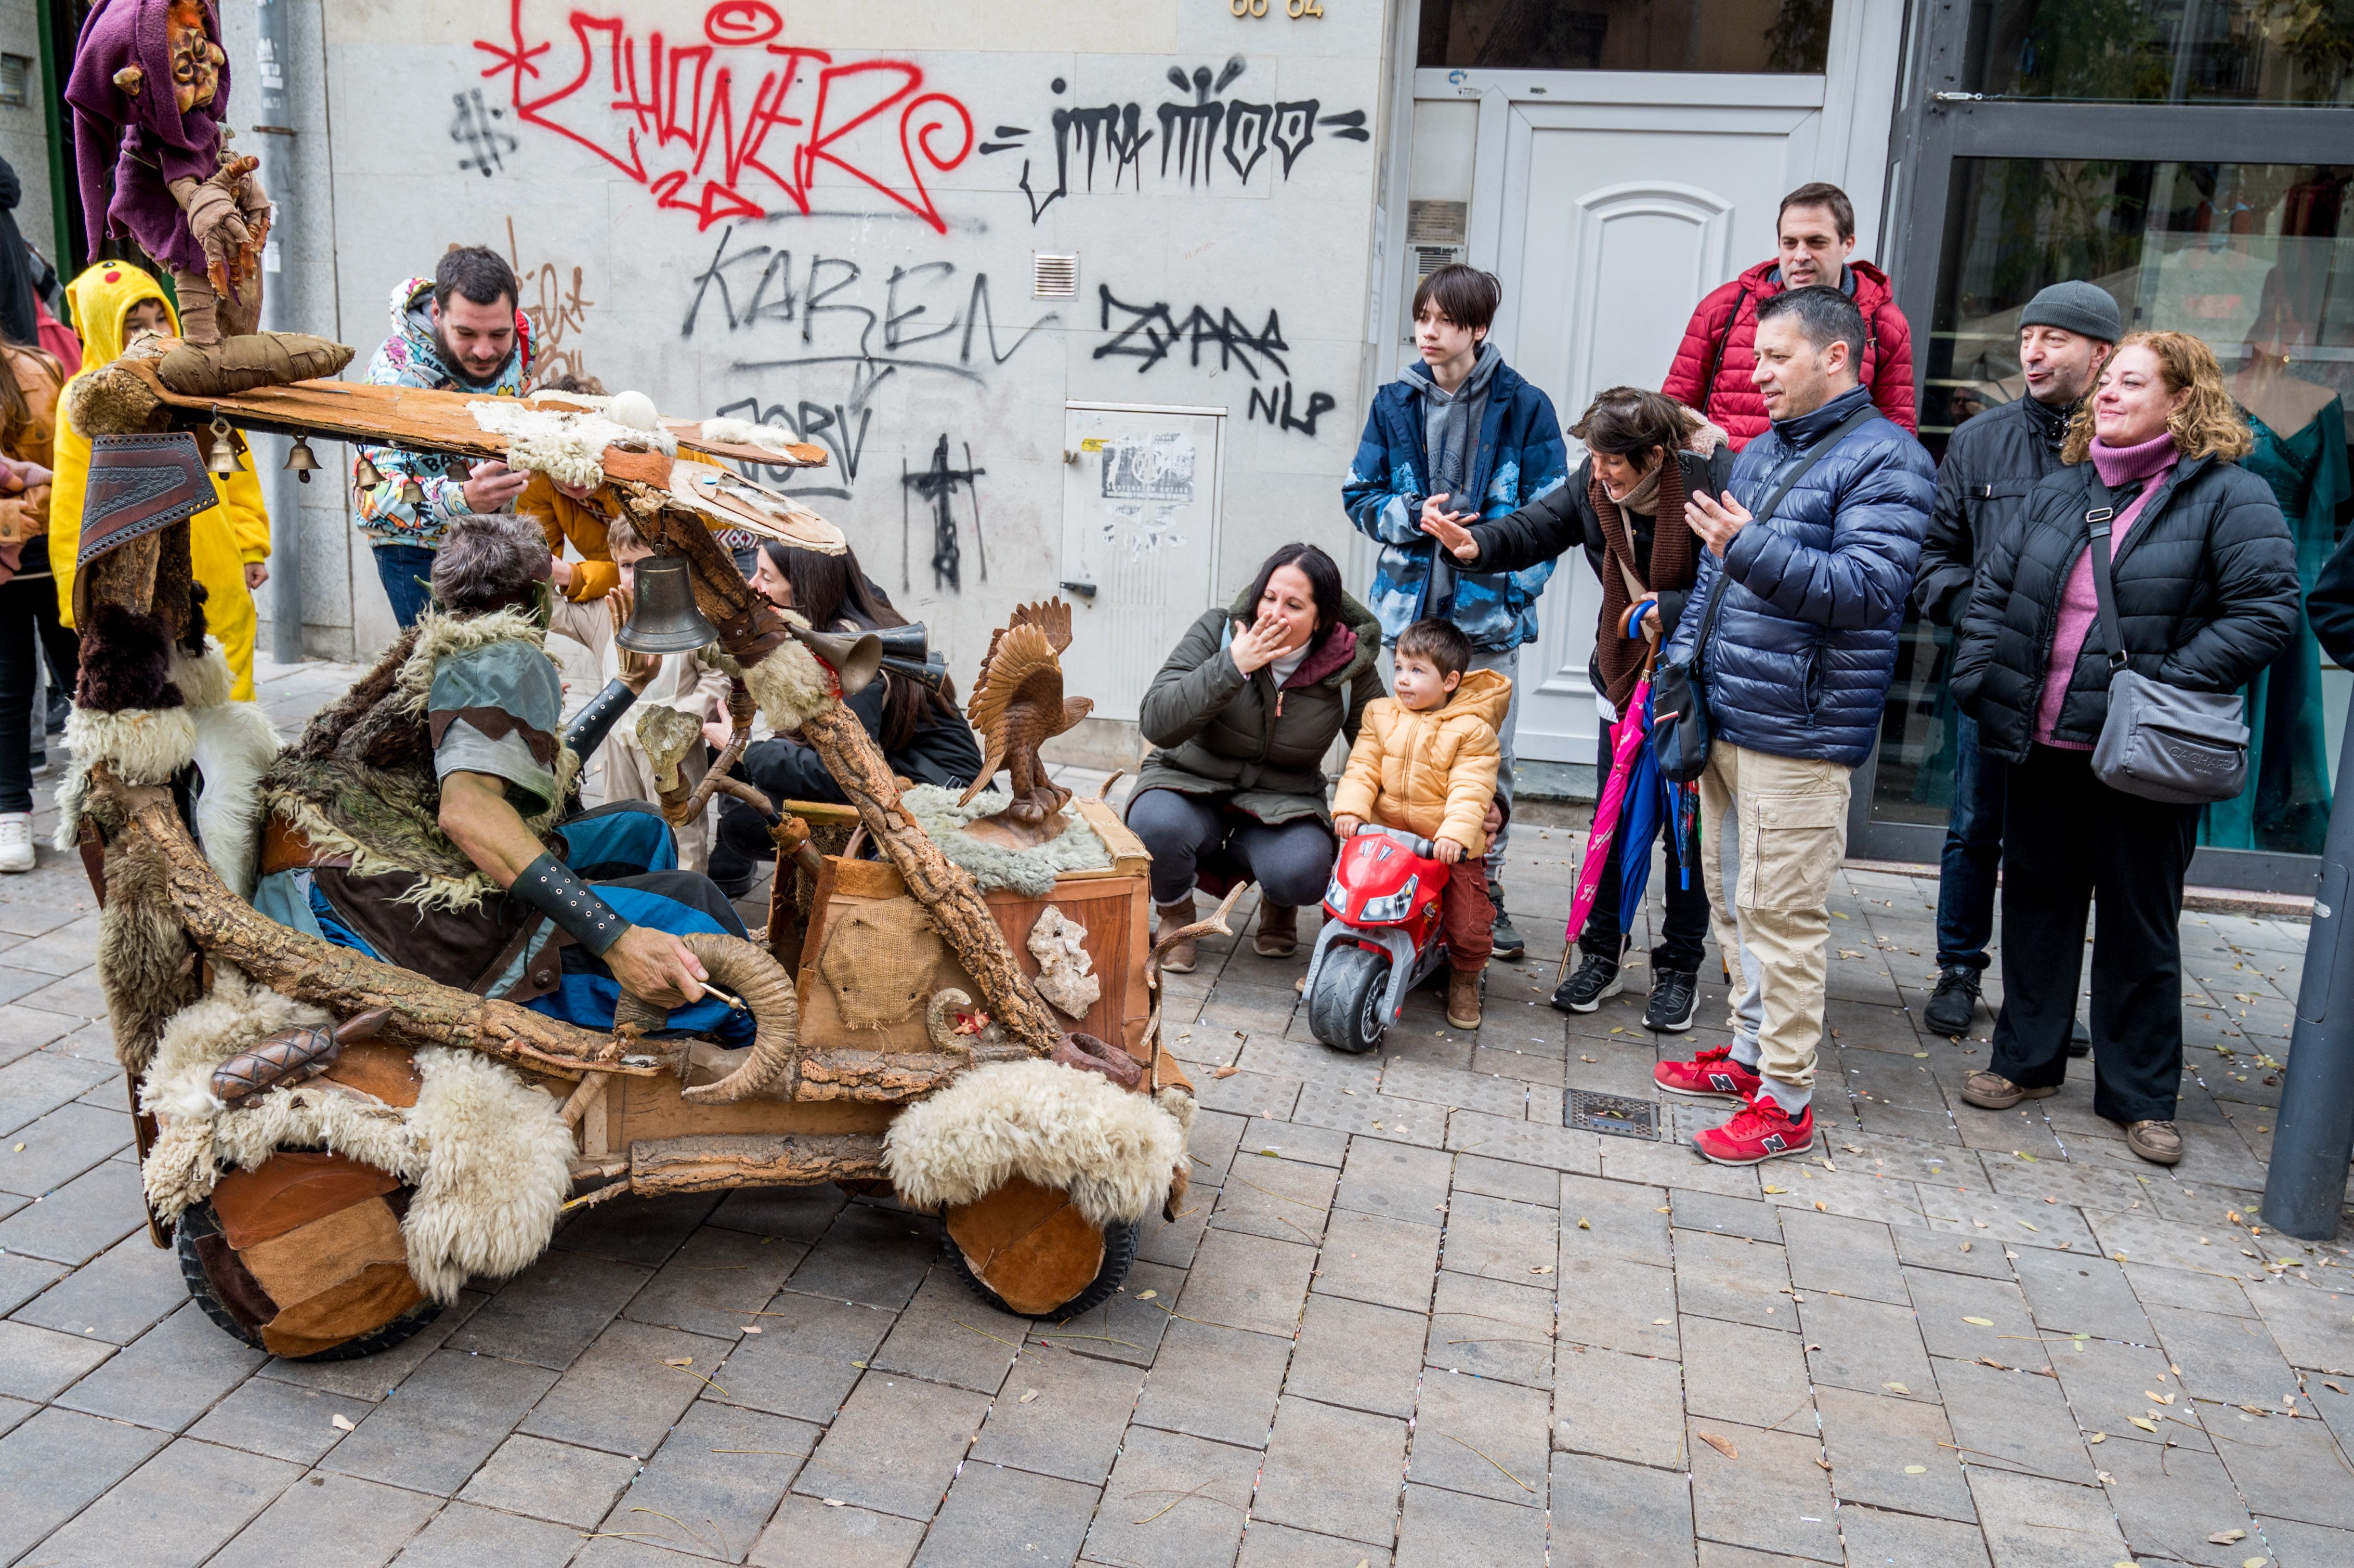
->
[1127, 543, 1384, 972]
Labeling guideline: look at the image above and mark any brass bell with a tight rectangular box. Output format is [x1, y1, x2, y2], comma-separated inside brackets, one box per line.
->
[617, 555, 721, 653]
[283, 435, 319, 485]
[784, 622, 883, 695]
[205, 415, 242, 475]
[399, 475, 426, 508]
[352, 452, 384, 489]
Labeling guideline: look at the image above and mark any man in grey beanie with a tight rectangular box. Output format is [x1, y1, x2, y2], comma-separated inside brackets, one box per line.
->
[1913, 280, 2122, 1039]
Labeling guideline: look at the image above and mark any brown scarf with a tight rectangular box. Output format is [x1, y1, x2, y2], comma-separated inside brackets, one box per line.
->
[1592, 455, 1695, 713]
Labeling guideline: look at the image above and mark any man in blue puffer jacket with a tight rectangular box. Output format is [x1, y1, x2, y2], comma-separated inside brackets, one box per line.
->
[1653, 286, 1934, 1166]
[1342, 265, 1567, 958]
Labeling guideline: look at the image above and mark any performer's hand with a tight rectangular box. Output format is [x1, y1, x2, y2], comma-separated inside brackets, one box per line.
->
[463, 459, 530, 514]
[1483, 801, 1505, 840]
[1433, 835, 1466, 865]
[605, 925, 709, 1010]
[550, 555, 575, 590]
[244, 562, 269, 590]
[1688, 488, 1752, 557]
[1333, 814, 1362, 839]
[1418, 495, 1481, 562]
[703, 718, 734, 750]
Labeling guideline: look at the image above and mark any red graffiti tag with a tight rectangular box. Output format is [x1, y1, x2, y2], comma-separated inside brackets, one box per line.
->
[474, 1, 975, 233]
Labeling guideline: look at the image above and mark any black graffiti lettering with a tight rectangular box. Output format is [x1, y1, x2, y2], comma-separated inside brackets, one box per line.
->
[1245, 381, 1337, 437]
[803, 257, 874, 353]
[1316, 109, 1371, 140]
[884, 262, 959, 352]
[1223, 101, 1272, 184]
[1271, 101, 1319, 177]
[904, 435, 985, 592]
[451, 88, 517, 177]
[1093, 286, 1289, 380]
[960, 273, 1060, 368]
[1157, 99, 1225, 188]
[710, 396, 852, 499]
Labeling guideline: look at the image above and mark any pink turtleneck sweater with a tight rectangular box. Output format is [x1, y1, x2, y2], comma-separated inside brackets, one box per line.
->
[2033, 432, 2180, 749]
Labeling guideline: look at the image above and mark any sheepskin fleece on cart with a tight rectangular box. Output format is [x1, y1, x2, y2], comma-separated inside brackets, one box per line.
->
[898, 786, 1111, 896]
[140, 968, 576, 1302]
[883, 1057, 1185, 1228]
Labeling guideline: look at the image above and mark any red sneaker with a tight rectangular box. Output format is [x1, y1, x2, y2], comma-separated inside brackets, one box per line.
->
[1692, 1092, 1814, 1166]
[1654, 1044, 1761, 1100]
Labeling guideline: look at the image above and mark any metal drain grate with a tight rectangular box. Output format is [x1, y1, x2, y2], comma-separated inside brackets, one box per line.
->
[1565, 1090, 1659, 1140]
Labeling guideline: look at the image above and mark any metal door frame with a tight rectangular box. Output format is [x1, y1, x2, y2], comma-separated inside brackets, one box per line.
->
[1849, 0, 2354, 892]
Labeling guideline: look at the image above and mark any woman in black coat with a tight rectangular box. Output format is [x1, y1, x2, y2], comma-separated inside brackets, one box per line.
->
[707, 540, 983, 894]
[1426, 387, 1732, 1028]
[1951, 332, 2297, 1166]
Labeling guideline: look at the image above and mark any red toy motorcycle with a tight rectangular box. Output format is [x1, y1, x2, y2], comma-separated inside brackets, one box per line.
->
[1304, 826, 1451, 1054]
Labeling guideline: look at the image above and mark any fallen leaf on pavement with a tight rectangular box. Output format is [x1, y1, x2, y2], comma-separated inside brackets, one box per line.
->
[2209, 1530, 2246, 1545]
[1903, 1465, 1927, 1474]
[1963, 1316, 1994, 1326]
[2129, 1417, 2159, 1432]
[330, 1414, 356, 1432]
[1019, 1389, 1040, 1403]
[1697, 1431, 1738, 1459]
[664, 1357, 694, 1367]
[1883, 1382, 1911, 1395]
[1213, 1066, 1239, 1078]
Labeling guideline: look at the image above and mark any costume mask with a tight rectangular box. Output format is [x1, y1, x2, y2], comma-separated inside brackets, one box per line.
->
[167, 0, 224, 115]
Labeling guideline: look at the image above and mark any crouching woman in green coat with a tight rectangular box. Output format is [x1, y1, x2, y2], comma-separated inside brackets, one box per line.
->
[1126, 543, 1385, 971]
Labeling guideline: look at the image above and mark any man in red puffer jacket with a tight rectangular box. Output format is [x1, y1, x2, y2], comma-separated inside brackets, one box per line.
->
[1663, 183, 1916, 449]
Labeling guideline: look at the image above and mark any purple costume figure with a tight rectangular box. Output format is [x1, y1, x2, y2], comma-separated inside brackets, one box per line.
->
[63, 0, 270, 344]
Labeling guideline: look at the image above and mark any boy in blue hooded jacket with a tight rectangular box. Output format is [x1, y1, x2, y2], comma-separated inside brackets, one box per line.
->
[1341, 264, 1567, 958]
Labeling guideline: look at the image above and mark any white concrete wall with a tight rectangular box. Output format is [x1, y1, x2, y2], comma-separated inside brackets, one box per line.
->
[0, 0, 54, 279]
[245, 0, 1394, 748]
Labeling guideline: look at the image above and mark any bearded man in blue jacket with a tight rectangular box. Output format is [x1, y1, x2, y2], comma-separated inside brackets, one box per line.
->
[1342, 264, 1567, 961]
[1651, 286, 1934, 1166]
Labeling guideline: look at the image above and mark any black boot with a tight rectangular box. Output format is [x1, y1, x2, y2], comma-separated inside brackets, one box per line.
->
[1925, 965, 1981, 1037]
[1488, 878, 1526, 962]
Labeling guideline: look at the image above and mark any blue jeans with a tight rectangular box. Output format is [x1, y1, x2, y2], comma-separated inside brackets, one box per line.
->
[372, 543, 438, 630]
[1935, 710, 2007, 972]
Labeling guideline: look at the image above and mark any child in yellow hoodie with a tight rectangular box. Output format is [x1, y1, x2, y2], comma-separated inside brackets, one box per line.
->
[47, 262, 270, 699]
[1331, 618, 1512, 1028]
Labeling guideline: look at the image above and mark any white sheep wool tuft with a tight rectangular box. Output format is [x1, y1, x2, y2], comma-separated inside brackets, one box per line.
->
[605, 388, 659, 430]
[467, 399, 678, 490]
[696, 416, 812, 456]
[718, 626, 834, 736]
[139, 966, 576, 1302]
[883, 1057, 1186, 1229]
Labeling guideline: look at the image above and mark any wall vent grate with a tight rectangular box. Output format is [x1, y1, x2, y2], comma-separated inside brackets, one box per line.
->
[1032, 252, 1079, 299]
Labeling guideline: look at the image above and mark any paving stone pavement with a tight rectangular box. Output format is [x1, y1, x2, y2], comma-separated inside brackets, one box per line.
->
[2, 654, 2351, 1565]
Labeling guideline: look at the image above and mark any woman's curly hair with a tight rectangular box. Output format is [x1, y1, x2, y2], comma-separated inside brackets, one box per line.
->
[2062, 330, 2253, 465]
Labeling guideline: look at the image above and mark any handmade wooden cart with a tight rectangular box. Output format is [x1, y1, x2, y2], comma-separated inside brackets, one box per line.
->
[61, 332, 1208, 1359]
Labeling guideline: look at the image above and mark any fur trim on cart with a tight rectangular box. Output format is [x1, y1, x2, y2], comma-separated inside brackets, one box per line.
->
[467, 398, 677, 491]
[898, 786, 1111, 896]
[140, 968, 576, 1302]
[717, 630, 832, 737]
[189, 696, 281, 901]
[882, 1056, 1186, 1229]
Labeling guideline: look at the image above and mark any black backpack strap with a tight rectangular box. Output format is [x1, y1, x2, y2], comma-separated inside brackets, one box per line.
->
[1687, 402, 1877, 678]
[2082, 472, 2130, 671]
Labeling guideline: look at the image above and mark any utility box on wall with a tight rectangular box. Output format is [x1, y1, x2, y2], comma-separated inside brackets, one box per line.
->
[1057, 402, 1228, 727]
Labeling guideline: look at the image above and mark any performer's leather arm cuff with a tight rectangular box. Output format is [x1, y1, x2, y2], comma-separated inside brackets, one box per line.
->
[513, 854, 628, 956]
[563, 677, 638, 761]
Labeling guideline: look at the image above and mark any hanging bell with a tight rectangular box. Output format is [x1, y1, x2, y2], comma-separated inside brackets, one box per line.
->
[283, 435, 319, 485]
[398, 475, 426, 508]
[352, 452, 384, 489]
[617, 555, 721, 653]
[783, 622, 883, 695]
[205, 415, 242, 476]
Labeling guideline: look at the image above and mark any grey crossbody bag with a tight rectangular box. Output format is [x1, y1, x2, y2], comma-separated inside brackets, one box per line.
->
[2082, 475, 2249, 804]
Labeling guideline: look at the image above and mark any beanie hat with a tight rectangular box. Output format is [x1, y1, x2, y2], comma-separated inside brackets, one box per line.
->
[2020, 281, 2122, 344]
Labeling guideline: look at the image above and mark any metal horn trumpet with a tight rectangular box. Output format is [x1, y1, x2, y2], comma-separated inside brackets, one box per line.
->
[783, 622, 884, 695]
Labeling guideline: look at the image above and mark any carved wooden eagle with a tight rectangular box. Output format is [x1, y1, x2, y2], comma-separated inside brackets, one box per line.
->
[960, 598, 1094, 827]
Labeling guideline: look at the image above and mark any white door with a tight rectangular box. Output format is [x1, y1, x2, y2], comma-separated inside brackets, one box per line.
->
[1424, 80, 1812, 765]
[1059, 403, 1227, 720]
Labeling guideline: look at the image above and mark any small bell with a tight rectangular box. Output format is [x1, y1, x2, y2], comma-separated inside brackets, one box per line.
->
[617, 556, 721, 653]
[283, 436, 319, 485]
[399, 475, 426, 508]
[205, 415, 242, 476]
[352, 452, 384, 489]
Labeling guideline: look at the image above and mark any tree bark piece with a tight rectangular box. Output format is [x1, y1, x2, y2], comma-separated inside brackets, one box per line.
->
[795, 700, 1064, 1053]
[106, 781, 664, 1077]
[793, 1042, 1034, 1102]
[628, 1132, 887, 1194]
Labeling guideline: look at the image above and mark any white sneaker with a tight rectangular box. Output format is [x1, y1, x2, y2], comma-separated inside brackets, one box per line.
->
[0, 812, 33, 873]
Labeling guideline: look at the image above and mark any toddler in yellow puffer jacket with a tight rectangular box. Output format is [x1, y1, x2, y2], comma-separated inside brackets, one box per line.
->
[1330, 618, 1512, 1027]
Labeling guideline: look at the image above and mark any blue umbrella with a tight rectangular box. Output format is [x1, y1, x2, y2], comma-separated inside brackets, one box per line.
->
[1610, 691, 1668, 932]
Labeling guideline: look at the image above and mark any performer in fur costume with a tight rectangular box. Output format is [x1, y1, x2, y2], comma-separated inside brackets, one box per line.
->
[250, 513, 753, 1043]
[64, 0, 270, 344]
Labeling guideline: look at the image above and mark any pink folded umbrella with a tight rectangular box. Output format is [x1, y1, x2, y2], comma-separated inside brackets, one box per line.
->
[1561, 654, 1657, 976]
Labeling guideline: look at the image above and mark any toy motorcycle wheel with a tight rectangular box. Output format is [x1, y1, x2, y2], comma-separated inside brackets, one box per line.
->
[1309, 945, 1391, 1055]
[177, 1195, 443, 1362]
[942, 1177, 1140, 1320]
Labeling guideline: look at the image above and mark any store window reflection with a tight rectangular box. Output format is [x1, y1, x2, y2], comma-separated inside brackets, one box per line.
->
[1966, 0, 2354, 105]
[1884, 160, 2354, 858]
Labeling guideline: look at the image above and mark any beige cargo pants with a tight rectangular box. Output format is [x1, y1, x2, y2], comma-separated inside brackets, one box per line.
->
[1696, 741, 1853, 1092]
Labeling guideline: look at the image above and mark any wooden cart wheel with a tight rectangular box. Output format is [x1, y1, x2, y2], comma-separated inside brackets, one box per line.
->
[940, 1175, 1140, 1320]
[173, 1151, 444, 1361]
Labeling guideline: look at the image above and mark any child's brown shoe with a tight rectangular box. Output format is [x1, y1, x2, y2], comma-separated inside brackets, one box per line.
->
[1446, 968, 1483, 1029]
